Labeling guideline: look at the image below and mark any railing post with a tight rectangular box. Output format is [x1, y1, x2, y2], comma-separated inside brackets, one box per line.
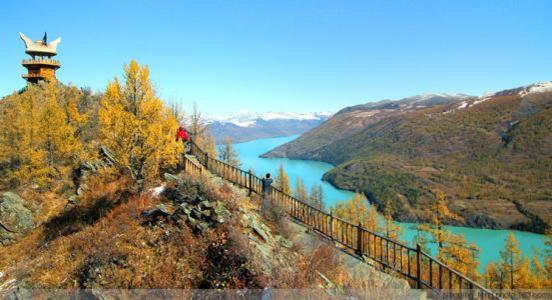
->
[247, 171, 252, 196]
[416, 244, 422, 289]
[329, 210, 333, 240]
[356, 222, 363, 257]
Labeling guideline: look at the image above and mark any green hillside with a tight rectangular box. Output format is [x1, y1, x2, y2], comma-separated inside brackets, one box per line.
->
[263, 88, 552, 233]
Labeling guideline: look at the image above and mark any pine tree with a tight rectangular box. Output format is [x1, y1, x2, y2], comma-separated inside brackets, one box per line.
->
[484, 262, 502, 289]
[439, 232, 480, 281]
[309, 183, 324, 209]
[188, 102, 216, 157]
[496, 233, 531, 289]
[98, 60, 182, 190]
[218, 136, 241, 167]
[167, 97, 186, 125]
[0, 82, 86, 188]
[333, 193, 378, 231]
[545, 226, 552, 287]
[530, 254, 547, 288]
[415, 189, 480, 280]
[274, 163, 291, 194]
[294, 177, 308, 201]
[382, 201, 403, 241]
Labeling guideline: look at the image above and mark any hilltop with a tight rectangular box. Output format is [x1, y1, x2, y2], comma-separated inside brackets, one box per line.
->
[0, 61, 411, 297]
[262, 83, 552, 233]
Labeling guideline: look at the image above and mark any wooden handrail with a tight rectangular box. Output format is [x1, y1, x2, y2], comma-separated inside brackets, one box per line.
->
[183, 131, 499, 299]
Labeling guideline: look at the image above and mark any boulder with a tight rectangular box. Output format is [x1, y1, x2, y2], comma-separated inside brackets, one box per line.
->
[141, 204, 171, 223]
[155, 177, 230, 233]
[0, 192, 35, 245]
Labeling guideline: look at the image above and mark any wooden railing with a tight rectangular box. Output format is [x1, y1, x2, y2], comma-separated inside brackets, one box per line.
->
[183, 154, 203, 176]
[186, 135, 499, 299]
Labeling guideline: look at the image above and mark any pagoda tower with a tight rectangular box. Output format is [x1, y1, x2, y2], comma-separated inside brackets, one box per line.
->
[19, 32, 62, 83]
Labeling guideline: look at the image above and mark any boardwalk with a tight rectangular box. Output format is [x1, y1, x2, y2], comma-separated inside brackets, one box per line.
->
[183, 134, 499, 299]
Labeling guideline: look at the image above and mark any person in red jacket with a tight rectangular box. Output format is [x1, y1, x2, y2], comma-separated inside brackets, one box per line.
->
[176, 126, 189, 142]
[176, 126, 190, 153]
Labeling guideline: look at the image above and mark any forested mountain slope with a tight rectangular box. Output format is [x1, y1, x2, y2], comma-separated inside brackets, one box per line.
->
[263, 84, 552, 233]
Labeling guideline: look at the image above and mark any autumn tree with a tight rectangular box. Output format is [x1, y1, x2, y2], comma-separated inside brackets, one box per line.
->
[382, 200, 403, 241]
[530, 254, 548, 288]
[167, 97, 186, 125]
[495, 233, 531, 289]
[333, 193, 379, 232]
[415, 190, 480, 280]
[218, 136, 241, 167]
[544, 226, 552, 287]
[274, 163, 291, 194]
[189, 102, 216, 157]
[0, 82, 87, 188]
[484, 262, 502, 289]
[294, 177, 308, 201]
[98, 60, 182, 190]
[309, 183, 324, 210]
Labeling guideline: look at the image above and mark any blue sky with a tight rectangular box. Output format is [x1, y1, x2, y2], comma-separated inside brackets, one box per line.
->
[1, 0, 551, 116]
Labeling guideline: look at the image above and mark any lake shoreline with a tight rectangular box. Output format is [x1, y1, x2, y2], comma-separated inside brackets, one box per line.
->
[257, 137, 547, 235]
[233, 135, 547, 272]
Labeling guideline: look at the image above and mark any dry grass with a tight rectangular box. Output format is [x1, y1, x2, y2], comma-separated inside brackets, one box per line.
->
[1, 171, 410, 295]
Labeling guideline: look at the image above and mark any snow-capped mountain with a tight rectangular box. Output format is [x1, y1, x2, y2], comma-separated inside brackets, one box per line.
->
[336, 92, 474, 115]
[207, 110, 333, 143]
[208, 110, 332, 127]
[442, 81, 552, 113]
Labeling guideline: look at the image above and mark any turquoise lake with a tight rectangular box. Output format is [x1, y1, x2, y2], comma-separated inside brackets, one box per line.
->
[232, 134, 548, 273]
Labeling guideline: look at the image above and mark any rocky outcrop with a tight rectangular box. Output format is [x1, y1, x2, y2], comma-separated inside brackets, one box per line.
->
[0, 192, 35, 246]
[141, 173, 230, 233]
[72, 146, 119, 197]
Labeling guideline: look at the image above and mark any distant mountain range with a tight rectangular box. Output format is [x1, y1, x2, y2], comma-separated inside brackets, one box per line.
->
[207, 111, 332, 143]
[262, 82, 552, 233]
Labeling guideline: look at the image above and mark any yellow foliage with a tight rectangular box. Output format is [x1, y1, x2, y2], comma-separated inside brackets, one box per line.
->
[484, 262, 502, 289]
[294, 177, 308, 201]
[275, 163, 291, 194]
[439, 231, 480, 281]
[333, 193, 379, 232]
[98, 60, 182, 189]
[415, 189, 480, 280]
[499, 233, 532, 289]
[0, 82, 86, 188]
[383, 211, 403, 241]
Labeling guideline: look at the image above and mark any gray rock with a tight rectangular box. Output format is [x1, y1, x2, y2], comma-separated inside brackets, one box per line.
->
[141, 204, 171, 223]
[248, 215, 272, 243]
[0, 192, 35, 245]
[163, 173, 183, 183]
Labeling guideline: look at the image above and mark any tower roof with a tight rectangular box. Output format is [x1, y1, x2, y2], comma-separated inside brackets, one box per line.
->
[19, 32, 61, 56]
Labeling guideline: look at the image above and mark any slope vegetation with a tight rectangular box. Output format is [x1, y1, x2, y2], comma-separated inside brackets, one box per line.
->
[263, 86, 552, 232]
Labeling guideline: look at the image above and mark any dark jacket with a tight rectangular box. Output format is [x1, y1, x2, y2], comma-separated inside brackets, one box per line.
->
[261, 177, 273, 194]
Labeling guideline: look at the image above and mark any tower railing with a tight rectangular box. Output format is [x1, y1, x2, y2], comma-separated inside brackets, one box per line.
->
[22, 58, 61, 66]
[184, 131, 500, 299]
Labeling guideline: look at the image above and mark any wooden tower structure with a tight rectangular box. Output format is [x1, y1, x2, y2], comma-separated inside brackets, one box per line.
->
[19, 32, 62, 83]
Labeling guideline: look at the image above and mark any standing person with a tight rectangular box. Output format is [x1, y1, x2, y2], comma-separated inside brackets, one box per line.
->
[176, 126, 190, 153]
[261, 173, 273, 212]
